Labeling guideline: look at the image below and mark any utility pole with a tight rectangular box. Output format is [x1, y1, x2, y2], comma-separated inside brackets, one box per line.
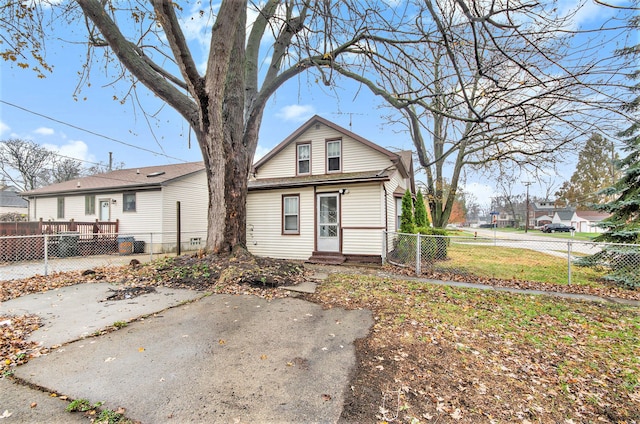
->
[523, 181, 532, 233]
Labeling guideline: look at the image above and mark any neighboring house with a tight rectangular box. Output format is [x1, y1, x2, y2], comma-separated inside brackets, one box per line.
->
[20, 162, 207, 252]
[0, 185, 28, 215]
[530, 201, 574, 228]
[246, 115, 415, 264]
[495, 210, 521, 228]
[552, 210, 575, 227]
[570, 210, 610, 233]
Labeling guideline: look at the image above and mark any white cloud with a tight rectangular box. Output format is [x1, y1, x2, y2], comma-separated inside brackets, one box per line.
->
[42, 139, 95, 164]
[462, 182, 497, 208]
[33, 127, 55, 136]
[253, 145, 271, 163]
[0, 121, 9, 137]
[276, 104, 315, 122]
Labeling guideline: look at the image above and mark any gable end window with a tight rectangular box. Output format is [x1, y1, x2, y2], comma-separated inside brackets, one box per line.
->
[297, 143, 310, 175]
[123, 192, 136, 212]
[282, 195, 300, 235]
[85, 195, 96, 215]
[57, 197, 65, 219]
[327, 139, 341, 172]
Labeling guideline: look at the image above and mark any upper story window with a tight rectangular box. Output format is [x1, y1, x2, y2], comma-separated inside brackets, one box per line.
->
[297, 143, 310, 175]
[123, 192, 136, 212]
[327, 139, 341, 172]
[57, 197, 65, 219]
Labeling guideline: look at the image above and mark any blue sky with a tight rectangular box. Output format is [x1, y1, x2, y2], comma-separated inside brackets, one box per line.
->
[0, 0, 633, 207]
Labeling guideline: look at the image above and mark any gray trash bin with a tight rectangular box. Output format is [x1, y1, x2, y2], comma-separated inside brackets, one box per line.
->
[58, 232, 79, 257]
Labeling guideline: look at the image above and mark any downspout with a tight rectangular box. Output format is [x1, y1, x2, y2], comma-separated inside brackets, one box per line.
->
[382, 182, 388, 265]
[383, 183, 388, 231]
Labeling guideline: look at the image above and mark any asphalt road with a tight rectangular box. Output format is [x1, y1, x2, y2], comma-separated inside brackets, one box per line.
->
[461, 228, 601, 257]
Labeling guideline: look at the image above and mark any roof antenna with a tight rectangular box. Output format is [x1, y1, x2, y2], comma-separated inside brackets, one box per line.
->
[331, 112, 364, 131]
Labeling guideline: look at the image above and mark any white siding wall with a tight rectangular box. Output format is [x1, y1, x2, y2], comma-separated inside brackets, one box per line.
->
[161, 171, 208, 241]
[247, 188, 315, 260]
[29, 190, 164, 235]
[29, 195, 94, 222]
[340, 183, 385, 255]
[341, 137, 390, 173]
[0, 206, 28, 214]
[256, 142, 297, 178]
[256, 123, 391, 178]
[385, 170, 409, 229]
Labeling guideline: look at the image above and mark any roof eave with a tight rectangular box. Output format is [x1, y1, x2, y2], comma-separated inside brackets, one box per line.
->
[21, 183, 163, 198]
[248, 175, 390, 191]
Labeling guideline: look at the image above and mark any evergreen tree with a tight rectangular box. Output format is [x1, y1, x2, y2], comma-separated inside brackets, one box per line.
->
[555, 133, 618, 209]
[577, 17, 640, 288]
[594, 18, 640, 245]
[414, 190, 429, 228]
[400, 189, 416, 234]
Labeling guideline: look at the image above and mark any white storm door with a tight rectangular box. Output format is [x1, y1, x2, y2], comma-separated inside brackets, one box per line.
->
[317, 193, 340, 252]
[100, 200, 110, 221]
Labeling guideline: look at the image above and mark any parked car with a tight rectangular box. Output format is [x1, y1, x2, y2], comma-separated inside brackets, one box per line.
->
[541, 223, 575, 233]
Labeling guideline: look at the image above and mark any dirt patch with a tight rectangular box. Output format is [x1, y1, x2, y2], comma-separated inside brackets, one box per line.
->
[101, 286, 157, 301]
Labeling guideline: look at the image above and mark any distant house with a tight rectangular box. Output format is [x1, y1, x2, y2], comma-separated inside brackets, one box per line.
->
[246, 115, 415, 264]
[20, 163, 207, 252]
[530, 201, 573, 228]
[552, 209, 575, 227]
[570, 210, 610, 233]
[0, 185, 28, 216]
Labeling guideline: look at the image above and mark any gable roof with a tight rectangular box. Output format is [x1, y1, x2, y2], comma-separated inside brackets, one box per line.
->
[555, 210, 574, 220]
[253, 115, 411, 179]
[21, 162, 205, 198]
[575, 210, 610, 221]
[532, 201, 562, 211]
[0, 188, 28, 208]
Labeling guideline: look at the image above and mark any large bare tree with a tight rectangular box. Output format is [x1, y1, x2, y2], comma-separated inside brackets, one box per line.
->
[326, 0, 633, 227]
[1, 0, 630, 245]
[0, 139, 54, 191]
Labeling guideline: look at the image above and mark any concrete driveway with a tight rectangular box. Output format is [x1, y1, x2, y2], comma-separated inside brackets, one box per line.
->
[1, 283, 372, 423]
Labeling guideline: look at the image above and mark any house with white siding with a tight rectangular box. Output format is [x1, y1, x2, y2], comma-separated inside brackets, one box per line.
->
[247, 115, 415, 264]
[0, 185, 28, 216]
[20, 162, 207, 252]
[570, 210, 610, 233]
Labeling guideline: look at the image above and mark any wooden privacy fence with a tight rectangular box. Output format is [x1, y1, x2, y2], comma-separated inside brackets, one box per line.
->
[0, 219, 119, 262]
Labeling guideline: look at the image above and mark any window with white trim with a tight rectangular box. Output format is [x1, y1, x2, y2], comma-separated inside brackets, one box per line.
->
[85, 195, 95, 215]
[57, 197, 65, 219]
[327, 140, 341, 172]
[123, 192, 136, 212]
[283, 195, 300, 234]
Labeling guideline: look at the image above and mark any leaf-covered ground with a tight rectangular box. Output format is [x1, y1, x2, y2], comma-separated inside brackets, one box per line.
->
[1, 254, 639, 423]
[308, 274, 640, 423]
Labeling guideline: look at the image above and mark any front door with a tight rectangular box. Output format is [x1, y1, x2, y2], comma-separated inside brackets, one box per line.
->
[317, 193, 340, 252]
[100, 200, 110, 221]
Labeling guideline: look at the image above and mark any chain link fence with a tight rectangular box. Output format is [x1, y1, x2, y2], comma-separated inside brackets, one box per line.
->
[383, 231, 640, 287]
[0, 231, 207, 282]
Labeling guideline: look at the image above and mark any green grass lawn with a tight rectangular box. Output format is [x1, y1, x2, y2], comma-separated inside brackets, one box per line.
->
[316, 274, 640, 422]
[436, 242, 605, 287]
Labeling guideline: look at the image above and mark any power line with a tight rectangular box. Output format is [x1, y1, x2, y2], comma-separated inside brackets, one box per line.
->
[1, 100, 189, 163]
